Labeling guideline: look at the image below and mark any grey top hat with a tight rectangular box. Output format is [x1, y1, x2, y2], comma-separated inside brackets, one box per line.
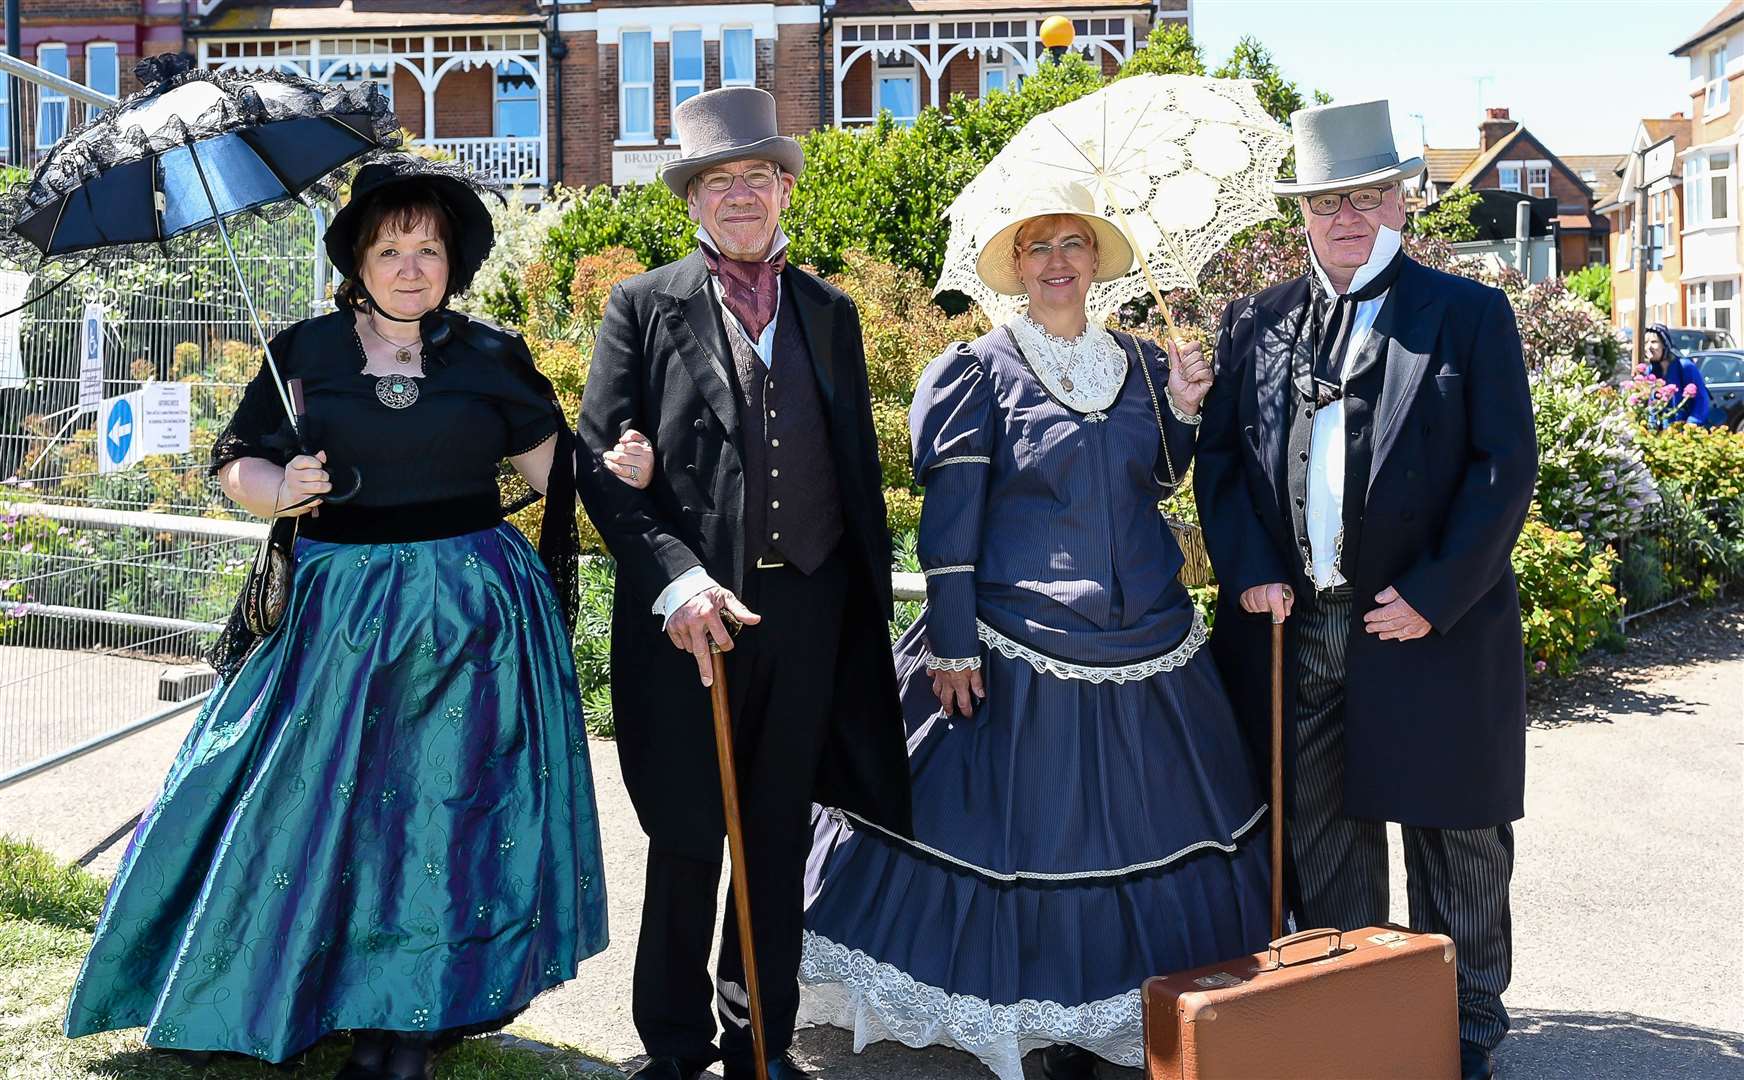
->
[660, 87, 805, 198]
[1273, 99, 1425, 196]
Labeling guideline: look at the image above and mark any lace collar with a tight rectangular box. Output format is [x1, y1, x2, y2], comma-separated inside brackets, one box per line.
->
[1007, 315, 1128, 414]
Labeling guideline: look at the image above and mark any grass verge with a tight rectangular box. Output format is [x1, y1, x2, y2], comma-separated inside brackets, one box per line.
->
[0, 835, 620, 1079]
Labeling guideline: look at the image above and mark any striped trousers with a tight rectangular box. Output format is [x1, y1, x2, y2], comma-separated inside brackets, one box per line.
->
[1290, 586, 1514, 1051]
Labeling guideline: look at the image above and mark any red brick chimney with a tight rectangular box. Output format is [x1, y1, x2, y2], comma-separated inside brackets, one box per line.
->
[1479, 107, 1519, 151]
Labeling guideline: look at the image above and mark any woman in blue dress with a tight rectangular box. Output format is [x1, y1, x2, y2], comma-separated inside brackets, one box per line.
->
[797, 183, 1270, 1078]
[62, 155, 608, 1080]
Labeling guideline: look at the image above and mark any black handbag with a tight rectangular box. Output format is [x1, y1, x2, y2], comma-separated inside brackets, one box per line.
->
[243, 513, 299, 636]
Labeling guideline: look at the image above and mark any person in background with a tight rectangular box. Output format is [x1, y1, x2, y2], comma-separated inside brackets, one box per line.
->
[1644, 323, 1715, 427]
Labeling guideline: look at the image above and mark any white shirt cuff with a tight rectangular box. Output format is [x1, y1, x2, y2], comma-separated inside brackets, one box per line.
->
[653, 566, 717, 629]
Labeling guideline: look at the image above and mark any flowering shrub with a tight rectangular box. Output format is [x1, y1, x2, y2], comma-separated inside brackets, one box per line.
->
[456, 193, 576, 328]
[1511, 511, 1620, 678]
[1529, 356, 1659, 543]
[1619, 364, 1702, 429]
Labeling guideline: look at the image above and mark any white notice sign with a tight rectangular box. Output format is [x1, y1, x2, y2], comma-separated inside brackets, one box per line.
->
[97, 390, 144, 474]
[78, 302, 104, 415]
[141, 381, 191, 455]
[612, 148, 683, 186]
[0, 270, 27, 391]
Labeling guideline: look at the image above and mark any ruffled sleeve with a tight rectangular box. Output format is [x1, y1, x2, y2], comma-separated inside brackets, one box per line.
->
[208, 322, 302, 476]
[909, 342, 995, 667]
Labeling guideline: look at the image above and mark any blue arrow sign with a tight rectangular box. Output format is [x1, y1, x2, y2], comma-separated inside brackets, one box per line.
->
[106, 396, 133, 464]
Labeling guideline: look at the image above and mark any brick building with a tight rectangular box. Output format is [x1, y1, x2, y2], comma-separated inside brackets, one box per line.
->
[165, 0, 1186, 192]
[1414, 107, 1620, 273]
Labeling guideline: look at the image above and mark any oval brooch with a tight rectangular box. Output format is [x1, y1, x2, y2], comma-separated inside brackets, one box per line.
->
[375, 375, 419, 409]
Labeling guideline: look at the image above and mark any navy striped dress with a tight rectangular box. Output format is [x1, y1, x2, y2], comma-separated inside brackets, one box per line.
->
[799, 326, 1270, 1077]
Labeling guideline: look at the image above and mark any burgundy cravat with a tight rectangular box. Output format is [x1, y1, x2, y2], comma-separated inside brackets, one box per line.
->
[700, 242, 787, 341]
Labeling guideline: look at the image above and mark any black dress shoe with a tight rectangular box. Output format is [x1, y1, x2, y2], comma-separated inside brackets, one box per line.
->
[1040, 1043, 1098, 1080]
[1460, 1039, 1494, 1080]
[334, 1030, 394, 1079]
[723, 1053, 811, 1079]
[628, 1057, 710, 1080]
[377, 1033, 438, 1080]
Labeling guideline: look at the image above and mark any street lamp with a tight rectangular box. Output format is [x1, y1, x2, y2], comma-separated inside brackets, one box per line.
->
[1040, 16, 1075, 65]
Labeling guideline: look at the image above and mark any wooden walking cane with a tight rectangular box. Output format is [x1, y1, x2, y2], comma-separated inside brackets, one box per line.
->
[1270, 619, 1286, 940]
[708, 645, 771, 1080]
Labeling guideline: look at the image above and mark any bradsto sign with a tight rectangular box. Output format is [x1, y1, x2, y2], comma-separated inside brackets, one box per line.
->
[613, 148, 683, 186]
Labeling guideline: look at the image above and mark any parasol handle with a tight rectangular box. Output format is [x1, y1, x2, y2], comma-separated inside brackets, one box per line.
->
[183, 139, 299, 435]
[1095, 178, 1183, 342]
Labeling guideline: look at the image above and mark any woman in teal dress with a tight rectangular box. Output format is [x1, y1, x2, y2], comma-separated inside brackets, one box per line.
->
[62, 154, 608, 1080]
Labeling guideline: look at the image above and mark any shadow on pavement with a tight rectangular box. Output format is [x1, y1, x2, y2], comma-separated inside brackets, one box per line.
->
[1528, 603, 1743, 729]
[1499, 1010, 1744, 1079]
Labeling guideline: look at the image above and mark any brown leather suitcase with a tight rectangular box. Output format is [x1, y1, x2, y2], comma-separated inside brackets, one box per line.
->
[1139, 624, 1459, 1079]
[1142, 924, 1459, 1079]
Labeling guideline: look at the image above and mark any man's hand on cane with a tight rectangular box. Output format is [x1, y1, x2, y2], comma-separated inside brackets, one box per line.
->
[669, 586, 762, 687]
[1241, 583, 1295, 623]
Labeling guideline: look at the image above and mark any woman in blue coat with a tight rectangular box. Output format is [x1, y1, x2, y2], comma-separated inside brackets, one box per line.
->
[1645, 323, 1715, 427]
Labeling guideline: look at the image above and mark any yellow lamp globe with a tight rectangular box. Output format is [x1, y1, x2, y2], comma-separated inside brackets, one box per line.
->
[1039, 16, 1076, 50]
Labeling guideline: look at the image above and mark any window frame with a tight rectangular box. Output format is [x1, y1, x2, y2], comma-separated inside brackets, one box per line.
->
[1707, 44, 1731, 117]
[1497, 161, 1522, 193]
[618, 30, 656, 143]
[874, 58, 920, 126]
[979, 50, 1019, 97]
[721, 26, 756, 88]
[35, 43, 68, 149]
[84, 41, 119, 102]
[1526, 161, 1551, 199]
[492, 58, 539, 139]
[670, 28, 704, 113]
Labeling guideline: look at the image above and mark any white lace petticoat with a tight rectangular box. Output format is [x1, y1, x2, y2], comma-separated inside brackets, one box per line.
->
[797, 931, 1142, 1080]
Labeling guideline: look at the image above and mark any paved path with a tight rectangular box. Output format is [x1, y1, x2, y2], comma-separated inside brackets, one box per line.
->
[3, 607, 1740, 1078]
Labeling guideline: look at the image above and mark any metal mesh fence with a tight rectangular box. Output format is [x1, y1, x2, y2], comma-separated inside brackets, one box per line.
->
[0, 54, 323, 783]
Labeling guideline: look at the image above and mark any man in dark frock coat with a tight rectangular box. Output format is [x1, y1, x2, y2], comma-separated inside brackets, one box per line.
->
[1195, 100, 1537, 1080]
[574, 87, 910, 1080]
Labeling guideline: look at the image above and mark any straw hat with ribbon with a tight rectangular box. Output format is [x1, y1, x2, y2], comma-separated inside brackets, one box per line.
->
[973, 181, 1136, 296]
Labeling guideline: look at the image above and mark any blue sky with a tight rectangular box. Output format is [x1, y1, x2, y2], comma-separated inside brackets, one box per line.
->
[1192, 0, 1715, 155]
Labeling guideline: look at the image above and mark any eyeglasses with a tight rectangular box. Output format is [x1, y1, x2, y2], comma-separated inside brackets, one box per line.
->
[698, 166, 780, 193]
[1305, 187, 1388, 217]
[1020, 236, 1092, 260]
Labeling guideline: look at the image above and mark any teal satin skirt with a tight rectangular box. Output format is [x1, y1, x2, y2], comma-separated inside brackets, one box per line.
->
[63, 523, 608, 1061]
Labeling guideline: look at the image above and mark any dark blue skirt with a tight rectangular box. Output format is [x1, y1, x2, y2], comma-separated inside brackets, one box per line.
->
[800, 608, 1269, 1077]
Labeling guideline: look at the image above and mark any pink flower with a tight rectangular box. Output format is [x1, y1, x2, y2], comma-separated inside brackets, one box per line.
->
[1534, 660, 1548, 673]
[1683, 384, 1697, 398]
[1636, 364, 1649, 375]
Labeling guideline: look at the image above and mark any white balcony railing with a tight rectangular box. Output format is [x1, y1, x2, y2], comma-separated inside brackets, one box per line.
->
[421, 136, 546, 189]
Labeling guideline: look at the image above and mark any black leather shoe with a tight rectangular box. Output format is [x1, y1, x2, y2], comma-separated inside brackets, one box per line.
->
[377, 1034, 438, 1080]
[1460, 1039, 1494, 1080]
[723, 1053, 811, 1079]
[334, 1030, 394, 1079]
[629, 1057, 710, 1080]
[1040, 1044, 1098, 1080]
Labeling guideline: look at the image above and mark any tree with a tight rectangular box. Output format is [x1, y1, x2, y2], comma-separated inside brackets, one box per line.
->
[1564, 263, 1613, 317]
[1214, 37, 1321, 127]
[1411, 186, 1482, 243]
[1116, 24, 1205, 79]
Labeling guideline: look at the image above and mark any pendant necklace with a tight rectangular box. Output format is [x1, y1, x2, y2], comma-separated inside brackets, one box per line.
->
[359, 322, 422, 410]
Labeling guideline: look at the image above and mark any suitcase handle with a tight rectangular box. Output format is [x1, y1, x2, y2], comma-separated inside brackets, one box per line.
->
[1266, 927, 1350, 969]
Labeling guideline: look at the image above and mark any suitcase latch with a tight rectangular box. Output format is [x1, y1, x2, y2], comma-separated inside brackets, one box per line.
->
[1193, 972, 1244, 989]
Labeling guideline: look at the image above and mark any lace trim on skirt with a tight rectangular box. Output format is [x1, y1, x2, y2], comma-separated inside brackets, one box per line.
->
[798, 930, 1142, 1080]
[975, 607, 1207, 685]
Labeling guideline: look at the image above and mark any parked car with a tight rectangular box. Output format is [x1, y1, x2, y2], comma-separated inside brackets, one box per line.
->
[1689, 350, 1744, 430]
[1663, 326, 1736, 353]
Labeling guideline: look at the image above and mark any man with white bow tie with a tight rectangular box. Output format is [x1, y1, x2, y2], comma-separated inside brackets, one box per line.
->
[1195, 99, 1538, 1080]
